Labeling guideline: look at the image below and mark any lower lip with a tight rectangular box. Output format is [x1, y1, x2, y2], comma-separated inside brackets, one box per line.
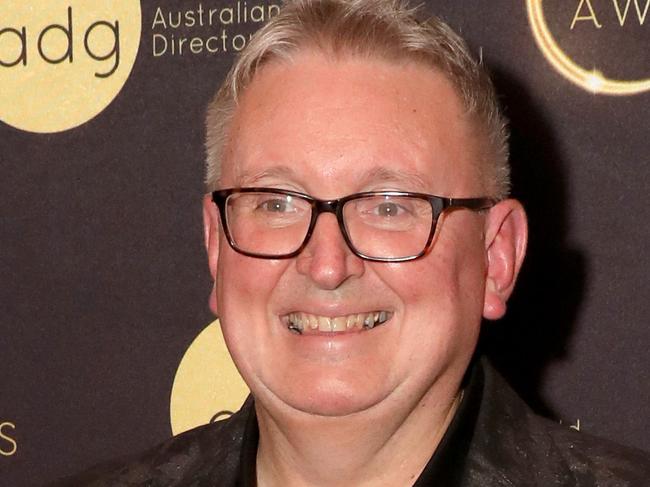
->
[293, 328, 366, 337]
[284, 320, 390, 355]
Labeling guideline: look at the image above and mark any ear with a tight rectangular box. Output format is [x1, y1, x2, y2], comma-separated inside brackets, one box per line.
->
[202, 194, 221, 315]
[482, 199, 528, 320]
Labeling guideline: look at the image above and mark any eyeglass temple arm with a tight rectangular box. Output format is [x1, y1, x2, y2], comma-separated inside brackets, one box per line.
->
[444, 197, 498, 211]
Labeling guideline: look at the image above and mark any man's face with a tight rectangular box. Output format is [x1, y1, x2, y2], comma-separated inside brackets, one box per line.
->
[205, 52, 501, 417]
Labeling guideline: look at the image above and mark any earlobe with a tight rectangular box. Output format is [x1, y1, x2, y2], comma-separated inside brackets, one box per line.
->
[203, 195, 221, 315]
[482, 199, 528, 320]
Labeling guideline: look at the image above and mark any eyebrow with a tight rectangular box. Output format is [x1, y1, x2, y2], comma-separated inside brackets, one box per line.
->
[234, 164, 431, 192]
[235, 165, 297, 186]
[360, 167, 431, 192]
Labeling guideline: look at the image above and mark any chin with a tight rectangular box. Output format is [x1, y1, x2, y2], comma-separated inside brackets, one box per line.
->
[268, 375, 389, 418]
[289, 393, 379, 417]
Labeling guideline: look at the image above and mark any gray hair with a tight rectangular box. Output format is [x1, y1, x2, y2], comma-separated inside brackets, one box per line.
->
[205, 0, 510, 198]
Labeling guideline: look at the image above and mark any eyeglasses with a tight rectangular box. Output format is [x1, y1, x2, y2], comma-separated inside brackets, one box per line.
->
[211, 188, 496, 262]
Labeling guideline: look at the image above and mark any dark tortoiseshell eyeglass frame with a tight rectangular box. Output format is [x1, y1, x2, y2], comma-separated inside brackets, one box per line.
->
[211, 187, 496, 262]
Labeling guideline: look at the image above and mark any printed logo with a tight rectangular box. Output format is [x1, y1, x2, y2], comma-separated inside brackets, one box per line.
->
[150, 2, 280, 59]
[527, 0, 650, 95]
[170, 320, 248, 435]
[0, 1, 141, 133]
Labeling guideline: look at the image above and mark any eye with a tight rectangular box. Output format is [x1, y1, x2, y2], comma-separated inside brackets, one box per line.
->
[260, 198, 293, 213]
[353, 196, 420, 225]
[373, 201, 404, 217]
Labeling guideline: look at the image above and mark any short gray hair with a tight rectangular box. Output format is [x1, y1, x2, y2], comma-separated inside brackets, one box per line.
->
[205, 0, 510, 198]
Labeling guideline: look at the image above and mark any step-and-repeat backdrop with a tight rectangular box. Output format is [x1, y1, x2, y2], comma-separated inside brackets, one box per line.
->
[1, 0, 648, 484]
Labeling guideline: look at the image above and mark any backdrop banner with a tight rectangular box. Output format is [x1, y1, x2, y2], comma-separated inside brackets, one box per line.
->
[1, 0, 648, 484]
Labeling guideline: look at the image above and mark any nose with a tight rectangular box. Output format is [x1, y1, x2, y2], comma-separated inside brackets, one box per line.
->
[295, 213, 365, 289]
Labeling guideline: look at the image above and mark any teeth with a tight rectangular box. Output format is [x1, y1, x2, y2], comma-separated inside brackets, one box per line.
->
[309, 314, 318, 330]
[318, 316, 331, 331]
[364, 314, 375, 328]
[331, 316, 347, 331]
[286, 311, 392, 332]
[346, 315, 356, 329]
[287, 313, 303, 334]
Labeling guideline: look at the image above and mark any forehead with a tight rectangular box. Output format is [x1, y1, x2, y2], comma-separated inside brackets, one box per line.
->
[222, 51, 484, 196]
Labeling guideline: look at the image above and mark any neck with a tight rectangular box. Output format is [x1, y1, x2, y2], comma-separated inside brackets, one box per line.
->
[255, 381, 463, 487]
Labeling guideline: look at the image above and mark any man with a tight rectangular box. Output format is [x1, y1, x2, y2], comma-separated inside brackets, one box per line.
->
[59, 0, 650, 485]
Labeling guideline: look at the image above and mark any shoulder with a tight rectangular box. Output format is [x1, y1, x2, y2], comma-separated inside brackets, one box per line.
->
[50, 399, 253, 487]
[540, 415, 650, 486]
[466, 360, 650, 487]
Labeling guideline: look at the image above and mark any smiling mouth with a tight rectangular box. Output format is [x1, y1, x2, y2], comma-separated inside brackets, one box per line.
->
[284, 311, 393, 334]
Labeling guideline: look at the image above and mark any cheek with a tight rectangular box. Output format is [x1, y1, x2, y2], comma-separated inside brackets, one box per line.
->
[434, 219, 487, 303]
[216, 236, 287, 308]
[215, 246, 289, 361]
[383, 225, 487, 348]
[389, 244, 485, 310]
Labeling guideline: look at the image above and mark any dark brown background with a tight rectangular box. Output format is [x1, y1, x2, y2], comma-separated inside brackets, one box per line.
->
[1, 0, 648, 484]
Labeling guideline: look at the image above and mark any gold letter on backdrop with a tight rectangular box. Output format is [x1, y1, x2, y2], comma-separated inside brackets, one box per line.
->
[612, 0, 650, 25]
[0, 422, 17, 457]
[571, 0, 603, 29]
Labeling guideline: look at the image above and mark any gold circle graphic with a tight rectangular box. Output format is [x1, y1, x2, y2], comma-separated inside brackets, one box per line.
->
[170, 320, 249, 436]
[527, 0, 650, 96]
[0, 1, 141, 133]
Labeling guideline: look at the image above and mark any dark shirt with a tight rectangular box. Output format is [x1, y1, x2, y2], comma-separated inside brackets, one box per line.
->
[52, 358, 650, 486]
